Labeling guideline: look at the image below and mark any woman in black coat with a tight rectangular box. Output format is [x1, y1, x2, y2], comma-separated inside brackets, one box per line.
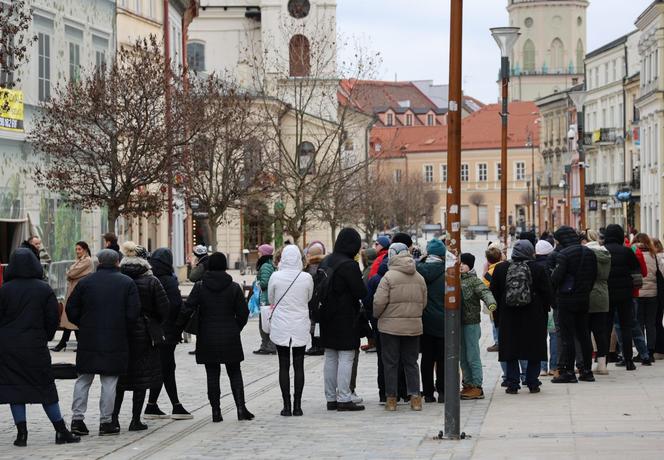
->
[490, 240, 553, 394]
[0, 249, 79, 446]
[176, 252, 252, 423]
[113, 243, 169, 431]
[145, 248, 192, 420]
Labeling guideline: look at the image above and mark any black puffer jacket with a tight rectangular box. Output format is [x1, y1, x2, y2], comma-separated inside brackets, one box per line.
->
[0, 249, 59, 404]
[118, 257, 169, 390]
[149, 248, 183, 345]
[66, 265, 141, 375]
[177, 270, 249, 364]
[319, 228, 368, 350]
[603, 224, 640, 305]
[551, 226, 597, 310]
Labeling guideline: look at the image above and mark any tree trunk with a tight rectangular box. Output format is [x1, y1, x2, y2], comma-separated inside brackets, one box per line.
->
[330, 224, 337, 245]
[207, 220, 219, 252]
[107, 207, 119, 235]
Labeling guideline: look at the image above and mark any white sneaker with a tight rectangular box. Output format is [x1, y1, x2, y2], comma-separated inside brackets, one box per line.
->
[351, 392, 363, 404]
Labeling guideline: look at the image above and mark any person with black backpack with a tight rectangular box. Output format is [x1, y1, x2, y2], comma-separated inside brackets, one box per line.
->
[550, 226, 598, 384]
[490, 240, 552, 394]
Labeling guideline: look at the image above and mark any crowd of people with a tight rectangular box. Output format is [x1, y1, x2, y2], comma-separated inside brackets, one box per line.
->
[1, 223, 662, 447]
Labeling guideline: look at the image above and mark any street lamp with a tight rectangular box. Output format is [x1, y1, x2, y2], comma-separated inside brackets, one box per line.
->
[491, 26, 520, 250]
[568, 89, 587, 230]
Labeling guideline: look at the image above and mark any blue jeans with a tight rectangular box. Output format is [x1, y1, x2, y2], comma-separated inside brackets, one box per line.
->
[460, 324, 482, 387]
[10, 402, 62, 424]
[506, 360, 541, 389]
[615, 301, 649, 359]
[541, 331, 558, 372]
[492, 323, 499, 345]
[496, 327, 528, 381]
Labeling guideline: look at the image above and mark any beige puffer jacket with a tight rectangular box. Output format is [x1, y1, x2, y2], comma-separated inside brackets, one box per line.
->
[637, 245, 658, 298]
[373, 252, 427, 336]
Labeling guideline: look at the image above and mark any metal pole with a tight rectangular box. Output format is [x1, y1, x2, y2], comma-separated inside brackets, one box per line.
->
[531, 142, 535, 233]
[441, 0, 463, 441]
[578, 111, 586, 230]
[163, 0, 173, 249]
[500, 57, 509, 250]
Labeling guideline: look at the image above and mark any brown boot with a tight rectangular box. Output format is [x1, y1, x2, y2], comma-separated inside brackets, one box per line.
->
[410, 395, 422, 411]
[459, 386, 472, 399]
[460, 386, 485, 400]
[385, 396, 397, 412]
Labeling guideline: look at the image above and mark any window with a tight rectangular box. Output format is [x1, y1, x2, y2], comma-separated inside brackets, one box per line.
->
[187, 42, 205, 72]
[440, 164, 447, 183]
[576, 39, 584, 73]
[405, 114, 413, 126]
[135, 0, 142, 14]
[423, 165, 433, 183]
[38, 32, 51, 101]
[478, 163, 488, 181]
[523, 39, 536, 72]
[95, 50, 106, 71]
[289, 34, 310, 77]
[461, 164, 469, 182]
[612, 60, 617, 81]
[550, 38, 563, 71]
[516, 161, 526, 181]
[394, 169, 402, 183]
[594, 67, 599, 88]
[69, 42, 81, 81]
[148, 0, 155, 18]
[427, 114, 434, 126]
[0, 34, 14, 87]
[604, 63, 609, 85]
[297, 141, 315, 175]
[496, 162, 502, 181]
[386, 113, 393, 126]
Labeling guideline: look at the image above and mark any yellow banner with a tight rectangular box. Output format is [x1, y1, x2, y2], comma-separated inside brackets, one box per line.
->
[0, 88, 24, 133]
[592, 130, 600, 143]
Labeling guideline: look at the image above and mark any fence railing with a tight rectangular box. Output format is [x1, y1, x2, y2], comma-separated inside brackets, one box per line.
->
[1, 260, 74, 299]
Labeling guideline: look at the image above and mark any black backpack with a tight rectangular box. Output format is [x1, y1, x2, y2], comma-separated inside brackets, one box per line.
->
[309, 260, 351, 321]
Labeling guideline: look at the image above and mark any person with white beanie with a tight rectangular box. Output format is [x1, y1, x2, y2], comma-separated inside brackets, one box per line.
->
[535, 239, 557, 376]
[584, 230, 612, 375]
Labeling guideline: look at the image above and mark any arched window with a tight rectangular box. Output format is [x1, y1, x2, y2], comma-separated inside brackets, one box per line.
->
[551, 38, 564, 72]
[298, 141, 315, 175]
[523, 39, 536, 72]
[289, 34, 310, 77]
[576, 39, 584, 73]
[187, 42, 205, 72]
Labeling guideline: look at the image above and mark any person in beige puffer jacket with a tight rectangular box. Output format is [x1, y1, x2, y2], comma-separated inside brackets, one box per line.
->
[633, 233, 660, 361]
[373, 243, 427, 412]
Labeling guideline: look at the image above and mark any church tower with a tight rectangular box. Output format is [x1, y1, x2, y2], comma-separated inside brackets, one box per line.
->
[506, 0, 589, 101]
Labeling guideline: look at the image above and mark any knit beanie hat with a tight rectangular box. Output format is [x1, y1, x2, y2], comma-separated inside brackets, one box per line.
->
[460, 253, 475, 269]
[388, 242, 409, 260]
[208, 252, 228, 271]
[535, 240, 554, 256]
[193, 245, 208, 257]
[97, 249, 119, 268]
[426, 239, 446, 257]
[392, 232, 413, 248]
[375, 236, 390, 250]
[258, 244, 274, 257]
[307, 241, 326, 257]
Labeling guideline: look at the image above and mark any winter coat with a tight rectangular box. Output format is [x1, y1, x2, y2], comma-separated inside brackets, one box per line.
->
[65, 266, 141, 376]
[364, 259, 389, 318]
[373, 252, 427, 336]
[603, 224, 641, 305]
[586, 242, 611, 313]
[319, 228, 368, 350]
[0, 249, 59, 405]
[178, 270, 249, 364]
[268, 245, 314, 347]
[460, 270, 496, 325]
[188, 254, 209, 283]
[257, 256, 275, 305]
[60, 255, 94, 330]
[368, 249, 388, 279]
[551, 226, 597, 311]
[491, 260, 552, 362]
[149, 248, 184, 345]
[635, 245, 658, 298]
[118, 257, 169, 391]
[416, 257, 446, 338]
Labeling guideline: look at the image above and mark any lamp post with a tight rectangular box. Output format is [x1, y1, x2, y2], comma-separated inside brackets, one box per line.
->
[527, 133, 536, 233]
[568, 90, 587, 230]
[491, 26, 520, 251]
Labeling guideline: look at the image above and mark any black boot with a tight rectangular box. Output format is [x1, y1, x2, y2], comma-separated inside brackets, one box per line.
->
[14, 422, 27, 447]
[281, 395, 292, 417]
[211, 405, 222, 423]
[229, 369, 254, 421]
[292, 396, 303, 417]
[53, 420, 80, 445]
[625, 359, 637, 371]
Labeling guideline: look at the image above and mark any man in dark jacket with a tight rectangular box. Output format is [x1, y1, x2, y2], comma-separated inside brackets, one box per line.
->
[550, 226, 597, 383]
[66, 249, 141, 437]
[319, 228, 368, 412]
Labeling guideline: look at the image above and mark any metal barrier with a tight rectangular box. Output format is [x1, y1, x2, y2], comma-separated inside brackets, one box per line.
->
[48, 261, 74, 300]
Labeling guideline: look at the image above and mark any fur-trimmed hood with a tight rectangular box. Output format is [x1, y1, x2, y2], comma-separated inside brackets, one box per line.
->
[120, 256, 153, 278]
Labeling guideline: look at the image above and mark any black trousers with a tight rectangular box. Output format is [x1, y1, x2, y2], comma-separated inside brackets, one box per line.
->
[637, 297, 659, 353]
[420, 333, 444, 397]
[588, 312, 608, 358]
[610, 300, 634, 361]
[557, 307, 592, 372]
[148, 344, 179, 406]
[113, 389, 146, 422]
[204, 362, 242, 407]
[276, 345, 305, 403]
[656, 299, 664, 354]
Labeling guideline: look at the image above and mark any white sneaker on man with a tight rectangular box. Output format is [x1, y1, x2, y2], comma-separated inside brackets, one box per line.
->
[351, 392, 363, 404]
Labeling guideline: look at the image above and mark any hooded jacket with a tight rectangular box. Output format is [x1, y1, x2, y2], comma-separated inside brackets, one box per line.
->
[268, 245, 314, 347]
[603, 224, 640, 303]
[0, 249, 59, 405]
[373, 251, 427, 336]
[416, 256, 445, 337]
[149, 248, 184, 344]
[319, 228, 368, 350]
[460, 269, 496, 325]
[586, 241, 611, 313]
[551, 226, 597, 310]
[256, 256, 275, 306]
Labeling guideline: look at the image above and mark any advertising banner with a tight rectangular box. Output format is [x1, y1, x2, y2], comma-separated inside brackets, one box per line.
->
[0, 88, 24, 133]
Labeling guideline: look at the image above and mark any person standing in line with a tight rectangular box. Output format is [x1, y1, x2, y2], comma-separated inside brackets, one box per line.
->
[367, 236, 390, 279]
[373, 243, 427, 411]
[144, 248, 193, 420]
[0, 249, 80, 446]
[483, 244, 504, 353]
[416, 239, 446, 403]
[66, 249, 141, 437]
[305, 242, 326, 356]
[268, 245, 314, 416]
[652, 238, 664, 360]
[103, 233, 121, 258]
[188, 245, 209, 283]
[254, 244, 277, 355]
[633, 233, 660, 363]
[364, 258, 390, 403]
[534, 240, 558, 377]
[584, 230, 612, 375]
[51, 241, 94, 352]
[176, 253, 253, 423]
[319, 228, 368, 412]
[490, 240, 552, 394]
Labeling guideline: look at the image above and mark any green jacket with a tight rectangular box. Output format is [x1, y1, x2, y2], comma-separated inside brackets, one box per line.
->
[588, 244, 611, 313]
[257, 260, 275, 305]
[460, 270, 496, 325]
[416, 258, 446, 338]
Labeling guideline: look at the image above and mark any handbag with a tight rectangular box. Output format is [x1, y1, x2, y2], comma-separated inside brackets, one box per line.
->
[631, 273, 644, 290]
[248, 282, 261, 317]
[260, 272, 300, 335]
[145, 316, 166, 346]
[184, 308, 199, 335]
[52, 363, 77, 380]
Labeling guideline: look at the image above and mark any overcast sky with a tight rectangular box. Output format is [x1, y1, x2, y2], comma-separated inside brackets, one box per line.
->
[337, 0, 653, 104]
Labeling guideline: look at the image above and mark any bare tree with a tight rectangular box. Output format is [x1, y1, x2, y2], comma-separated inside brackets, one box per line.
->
[356, 171, 392, 243]
[388, 174, 430, 232]
[0, 0, 37, 89]
[469, 192, 486, 226]
[31, 37, 198, 230]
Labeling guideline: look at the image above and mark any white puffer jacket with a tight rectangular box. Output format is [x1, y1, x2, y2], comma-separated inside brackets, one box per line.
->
[268, 245, 314, 347]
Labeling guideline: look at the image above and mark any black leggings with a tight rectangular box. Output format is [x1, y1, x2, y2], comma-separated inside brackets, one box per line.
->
[589, 312, 608, 358]
[148, 344, 179, 406]
[420, 333, 444, 397]
[276, 345, 305, 402]
[56, 329, 78, 347]
[113, 389, 146, 421]
[204, 362, 241, 407]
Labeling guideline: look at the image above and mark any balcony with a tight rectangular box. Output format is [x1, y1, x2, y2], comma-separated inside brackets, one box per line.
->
[585, 183, 610, 197]
[583, 132, 594, 146]
[585, 128, 622, 145]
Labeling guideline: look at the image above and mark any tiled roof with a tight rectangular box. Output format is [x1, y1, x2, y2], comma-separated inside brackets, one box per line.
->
[339, 79, 439, 113]
[370, 101, 539, 158]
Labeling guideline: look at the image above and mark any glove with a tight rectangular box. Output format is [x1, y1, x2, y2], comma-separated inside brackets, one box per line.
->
[487, 303, 497, 312]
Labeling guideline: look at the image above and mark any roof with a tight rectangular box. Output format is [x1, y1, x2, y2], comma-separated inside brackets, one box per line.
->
[586, 32, 632, 60]
[339, 79, 440, 114]
[370, 101, 539, 158]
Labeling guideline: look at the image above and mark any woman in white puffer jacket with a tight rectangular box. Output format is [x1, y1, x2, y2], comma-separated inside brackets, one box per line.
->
[634, 233, 660, 362]
[268, 244, 314, 417]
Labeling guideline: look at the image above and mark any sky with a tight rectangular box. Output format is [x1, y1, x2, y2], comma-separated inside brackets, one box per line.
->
[336, 0, 653, 104]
